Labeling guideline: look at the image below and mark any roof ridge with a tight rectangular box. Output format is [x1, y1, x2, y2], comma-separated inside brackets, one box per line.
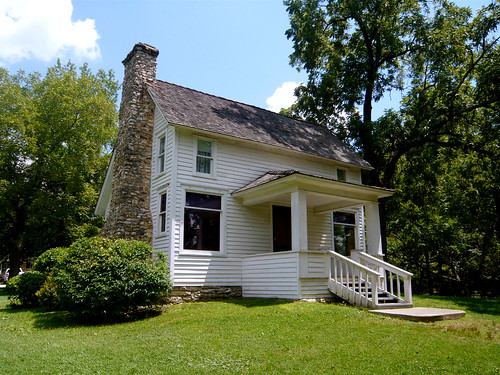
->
[148, 79, 372, 169]
[154, 79, 332, 131]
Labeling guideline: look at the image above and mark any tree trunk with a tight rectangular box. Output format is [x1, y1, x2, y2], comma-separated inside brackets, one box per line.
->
[8, 245, 22, 280]
[8, 206, 26, 280]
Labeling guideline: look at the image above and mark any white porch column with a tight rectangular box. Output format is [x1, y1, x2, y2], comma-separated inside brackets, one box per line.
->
[291, 190, 308, 251]
[364, 201, 383, 256]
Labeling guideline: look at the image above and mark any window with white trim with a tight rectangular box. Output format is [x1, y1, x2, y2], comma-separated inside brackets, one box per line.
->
[183, 192, 221, 251]
[196, 139, 213, 175]
[158, 135, 166, 174]
[158, 192, 167, 234]
[333, 211, 356, 256]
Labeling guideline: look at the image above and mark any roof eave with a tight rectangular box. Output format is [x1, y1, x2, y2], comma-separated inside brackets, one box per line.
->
[232, 172, 393, 207]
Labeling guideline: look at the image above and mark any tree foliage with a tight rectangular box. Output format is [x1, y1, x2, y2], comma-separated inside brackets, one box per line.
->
[0, 61, 118, 277]
[285, 0, 499, 295]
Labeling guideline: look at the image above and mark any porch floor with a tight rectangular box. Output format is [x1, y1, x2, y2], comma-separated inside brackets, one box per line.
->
[369, 307, 466, 322]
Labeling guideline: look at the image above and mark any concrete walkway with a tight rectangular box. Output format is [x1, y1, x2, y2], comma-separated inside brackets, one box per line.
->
[369, 307, 466, 322]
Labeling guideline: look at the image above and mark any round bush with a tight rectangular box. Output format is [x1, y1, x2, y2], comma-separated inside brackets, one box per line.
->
[6, 271, 47, 307]
[53, 236, 172, 318]
[33, 247, 68, 275]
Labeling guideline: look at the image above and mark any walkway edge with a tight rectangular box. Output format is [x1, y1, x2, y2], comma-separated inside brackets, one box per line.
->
[369, 307, 466, 322]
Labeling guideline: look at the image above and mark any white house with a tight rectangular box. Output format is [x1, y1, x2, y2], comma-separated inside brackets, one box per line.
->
[96, 43, 413, 308]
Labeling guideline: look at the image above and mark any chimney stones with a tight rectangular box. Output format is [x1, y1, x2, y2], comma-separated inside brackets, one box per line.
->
[101, 43, 159, 242]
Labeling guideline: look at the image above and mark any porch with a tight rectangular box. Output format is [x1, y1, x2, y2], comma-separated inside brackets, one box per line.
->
[234, 170, 413, 308]
[242, 249, 413, 308]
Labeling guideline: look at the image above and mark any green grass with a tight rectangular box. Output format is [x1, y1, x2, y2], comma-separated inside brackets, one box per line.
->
[0, 289, 498, 374]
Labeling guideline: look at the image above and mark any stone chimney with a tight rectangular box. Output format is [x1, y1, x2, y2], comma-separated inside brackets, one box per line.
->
[101, 43, 159, 242]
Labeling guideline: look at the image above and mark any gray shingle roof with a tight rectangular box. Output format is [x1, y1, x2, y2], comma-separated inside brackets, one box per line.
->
[148, 80, 372, 169]
[232, 170, 394, 195]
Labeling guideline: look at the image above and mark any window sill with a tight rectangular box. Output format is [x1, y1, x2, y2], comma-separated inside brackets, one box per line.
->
[180, 249, 226, 257]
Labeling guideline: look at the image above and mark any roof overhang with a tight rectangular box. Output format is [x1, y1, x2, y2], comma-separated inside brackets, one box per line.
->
[95, 151, 115, 217]
[232, 172, 394, 214]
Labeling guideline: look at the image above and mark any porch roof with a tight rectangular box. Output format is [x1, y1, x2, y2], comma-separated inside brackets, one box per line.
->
[232, 170, 394, 213]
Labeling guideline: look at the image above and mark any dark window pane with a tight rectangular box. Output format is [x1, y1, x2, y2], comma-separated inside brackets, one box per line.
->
[337, 169, 346, 181]
[159, 136, 166, 154]
[196, 156, 211, 174]
[184, 208, 220, 251]
[159, 155, 165, 173]
[186, 192, 221, 210]
[160, 213, 166, 233]
[160, 193, 167, 212]
[333, 212, 355, 225]
[197, 139, 212, 156]
[334, 224, 355, 256]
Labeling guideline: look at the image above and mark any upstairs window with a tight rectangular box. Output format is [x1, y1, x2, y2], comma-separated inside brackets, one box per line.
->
[184, 192, 221, 251]
[158, 135, 166, 174]
[158, 192, 167, 234]
[337, 168, 346, 182]
[196, 139, 213, 175]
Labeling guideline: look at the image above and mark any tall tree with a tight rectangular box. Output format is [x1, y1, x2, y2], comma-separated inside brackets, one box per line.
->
[285, 0, 425, 181]
[285, 0, 499, 295]
[0, 62, 118, 278]
[285, 0, 499, 246]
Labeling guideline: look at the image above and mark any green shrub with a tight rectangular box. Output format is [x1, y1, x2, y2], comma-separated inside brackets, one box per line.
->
[6, 271, 47, 307]
[33, 247, 68, 275]
[36, 275, 60, 309]
[53, 236, 172, 318]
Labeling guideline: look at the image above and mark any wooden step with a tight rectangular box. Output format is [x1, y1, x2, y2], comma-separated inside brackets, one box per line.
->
[372, 302, 413, 310]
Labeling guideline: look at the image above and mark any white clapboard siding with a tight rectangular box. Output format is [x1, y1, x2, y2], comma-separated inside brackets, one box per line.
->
[151, 111, 175, 264]
[157, 125, 363, 288]
[299, 251, 332, 299]
[242, 252, 300, 299]
[300, 279, 333, 299]
[307, 208, 333, 251]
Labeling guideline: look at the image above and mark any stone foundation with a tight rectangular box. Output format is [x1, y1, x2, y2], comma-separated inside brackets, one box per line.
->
[167, 286, 243, 303]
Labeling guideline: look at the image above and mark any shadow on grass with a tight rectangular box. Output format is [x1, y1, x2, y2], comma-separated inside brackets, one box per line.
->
[33, 308, 164, 329]
[419, 295, 499, 316]
[216, 298, 294, 308]
[1, 301, 163, 329]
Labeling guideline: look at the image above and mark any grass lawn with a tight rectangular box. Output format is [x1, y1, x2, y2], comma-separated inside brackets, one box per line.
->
[0, 289, 498, 375]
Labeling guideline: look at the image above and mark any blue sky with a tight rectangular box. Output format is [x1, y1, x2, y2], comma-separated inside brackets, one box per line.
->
[0, 0, 492, 117]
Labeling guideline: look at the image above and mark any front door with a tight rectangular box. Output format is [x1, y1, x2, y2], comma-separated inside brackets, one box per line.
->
[272, 205, 291, 252]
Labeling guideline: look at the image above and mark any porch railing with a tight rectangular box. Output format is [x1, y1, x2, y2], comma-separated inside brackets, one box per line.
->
[351, 251, 413, 305]
[327, 251, 382, 308]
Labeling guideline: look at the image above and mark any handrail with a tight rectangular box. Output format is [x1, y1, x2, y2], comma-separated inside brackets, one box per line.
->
[328, 251, 382, 308]
[327, 251, 381, 277]
[352, 251, 413, 305]
[353, 252, 413, 278]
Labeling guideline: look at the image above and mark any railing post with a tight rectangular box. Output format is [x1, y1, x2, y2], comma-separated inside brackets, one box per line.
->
[373, 275, 380, 306]
[397, 275, 401, 300]
[333, 256, 337, 280]
[404, 277, 412, 304]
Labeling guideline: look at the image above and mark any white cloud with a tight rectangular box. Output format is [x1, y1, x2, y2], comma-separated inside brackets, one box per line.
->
[0, 0, 100, 63]
[266, 81, 301, 113]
